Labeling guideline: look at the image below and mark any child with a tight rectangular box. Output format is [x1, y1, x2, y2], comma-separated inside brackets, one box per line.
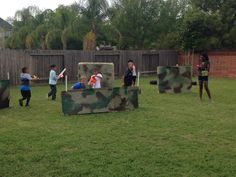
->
[19, 67, 32, 107]
[48, 65, 58, 101]
[71, 76, 86, 90]
[198, 53, 212, 101]
[123, 60, 136, 87]
[88, 71, 103, 89]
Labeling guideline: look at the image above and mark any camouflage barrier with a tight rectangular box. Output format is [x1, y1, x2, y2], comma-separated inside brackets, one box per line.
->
[0, 80, 10, 109]
[157, 66, 192, 94]
[78, 62, 114, 88]
[61, 87, 139, 115]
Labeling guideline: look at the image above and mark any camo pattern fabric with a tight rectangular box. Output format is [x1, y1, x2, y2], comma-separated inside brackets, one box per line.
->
[0, 80, 10, 109]
[78, 62, 114, 88]
[157, 66, 192, 94]
[61, 87, 139, 115]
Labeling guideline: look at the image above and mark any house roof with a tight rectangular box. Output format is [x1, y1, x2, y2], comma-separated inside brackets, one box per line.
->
[0, 18, 13, 31]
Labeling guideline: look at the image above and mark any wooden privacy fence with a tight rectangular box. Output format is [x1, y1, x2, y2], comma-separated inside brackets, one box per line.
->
[0, 49, 178, 85]
[0, 50, 31, 85]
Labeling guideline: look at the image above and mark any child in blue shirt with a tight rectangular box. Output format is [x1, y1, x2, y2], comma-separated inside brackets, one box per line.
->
[19, 67, 32, 107]
[71, 76, 86, 90]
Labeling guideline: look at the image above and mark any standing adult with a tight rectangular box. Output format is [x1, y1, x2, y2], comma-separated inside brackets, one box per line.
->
[198, 53, 212, 101]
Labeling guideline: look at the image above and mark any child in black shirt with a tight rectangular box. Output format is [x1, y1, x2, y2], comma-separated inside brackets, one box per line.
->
[123, 60, 136, 87]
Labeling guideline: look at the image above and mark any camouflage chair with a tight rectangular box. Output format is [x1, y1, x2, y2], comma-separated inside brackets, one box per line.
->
[157, 66, 192, 93]
[0, 80, 10, 109]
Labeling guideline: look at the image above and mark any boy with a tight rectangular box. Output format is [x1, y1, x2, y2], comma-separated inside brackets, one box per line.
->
[71, 76, 87, 90]
[19, 67, 32, 107]
[123, 60, 136, 87]
[48, 65, 58, 101]
[88, 71, 103, 89]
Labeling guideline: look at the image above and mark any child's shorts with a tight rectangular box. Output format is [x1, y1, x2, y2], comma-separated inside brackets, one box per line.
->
[198, 76, 208, 82]
[21, 90, 31, 98]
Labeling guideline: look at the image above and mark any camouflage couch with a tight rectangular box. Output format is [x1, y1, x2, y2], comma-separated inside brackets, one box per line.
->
[157, 66, 192, 93]
[61, 87, 139, 115]
[0, 80, 10, 109]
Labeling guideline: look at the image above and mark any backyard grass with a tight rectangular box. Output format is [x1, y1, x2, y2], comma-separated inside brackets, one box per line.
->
[0, 77, 236, 177]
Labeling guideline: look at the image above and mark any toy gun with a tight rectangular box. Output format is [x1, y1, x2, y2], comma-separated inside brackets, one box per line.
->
[58, 68, 66, 79]
[32, 75, 40, 80]
[89, 75, 97, 86]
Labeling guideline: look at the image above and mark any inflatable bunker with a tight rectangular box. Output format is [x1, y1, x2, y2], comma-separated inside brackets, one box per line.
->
[0, 80, 10, 109]
[61, 62, 139, 115]
[61, 87, 139, 115]
[157, 66, 192, 94]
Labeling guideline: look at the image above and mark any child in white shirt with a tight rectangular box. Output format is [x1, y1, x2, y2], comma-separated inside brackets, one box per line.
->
[88, 72, 103, 89]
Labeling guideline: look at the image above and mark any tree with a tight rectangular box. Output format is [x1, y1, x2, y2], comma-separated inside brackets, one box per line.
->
[61, 26, 83, 50]
[25, 32, 39, 49]
[181, 9, 223, 51]
[34, 24, 51, 49]
[110, 0, 160, 49]
[81, 0, 109, 33]
[156, 0, 190, 49]
[83, 31, 96, 51]
[185, 0, 236, 50]
[45, 29, 63, 50]
[6, 0, 236, 50]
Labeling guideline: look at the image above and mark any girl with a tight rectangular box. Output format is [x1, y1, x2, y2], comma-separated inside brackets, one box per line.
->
[198, 53, 212, 101]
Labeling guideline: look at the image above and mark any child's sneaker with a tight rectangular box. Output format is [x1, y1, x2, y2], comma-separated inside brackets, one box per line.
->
[19, 99, 23, 107]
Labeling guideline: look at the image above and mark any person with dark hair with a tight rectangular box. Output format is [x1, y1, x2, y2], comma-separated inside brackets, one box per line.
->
[198, 53, 212, 101]
[48, 65, 58, 101]
[123, 60, 136, 87]
[19, 67, 32, 107]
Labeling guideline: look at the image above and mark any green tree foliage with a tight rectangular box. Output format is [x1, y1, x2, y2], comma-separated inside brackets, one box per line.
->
[45, 29, 63, 50]
[182, 0, 236, 50]
[25, 31, 39, 49]
[181, 9, 223, 51]
[83, 31, 96, 51]
[110, 0, 160, 49]
[61, 26, 83, 50]
[5, 0, 236, 50]
[109, 0, 190, 49]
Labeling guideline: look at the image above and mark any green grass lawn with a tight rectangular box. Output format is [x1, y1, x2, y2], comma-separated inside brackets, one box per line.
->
[0, 77, 236, 177]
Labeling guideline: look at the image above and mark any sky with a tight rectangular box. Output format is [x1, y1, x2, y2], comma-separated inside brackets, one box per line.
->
[0, 0, 77, 20]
